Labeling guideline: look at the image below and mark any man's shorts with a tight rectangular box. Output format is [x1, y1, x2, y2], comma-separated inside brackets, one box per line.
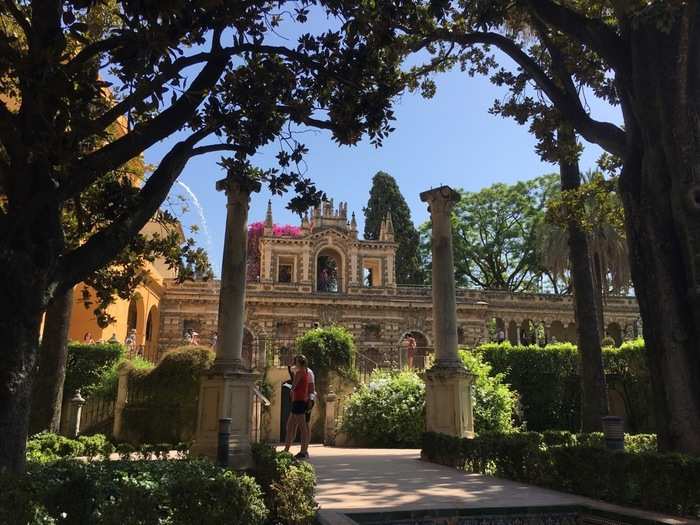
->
[292, 400, 307, 414]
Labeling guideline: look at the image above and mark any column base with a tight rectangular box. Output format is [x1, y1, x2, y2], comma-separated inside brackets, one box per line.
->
[191, 369, 258, 469]
[424, 365, 475, 438]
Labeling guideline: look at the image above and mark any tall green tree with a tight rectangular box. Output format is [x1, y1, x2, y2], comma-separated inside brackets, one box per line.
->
[364, 171, 424, 284]
[400, 0, 700, 454]
[420, 175, 560, 293]
[0, 0, 418, 473]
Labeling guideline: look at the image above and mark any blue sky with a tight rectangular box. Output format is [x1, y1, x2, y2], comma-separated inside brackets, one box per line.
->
[147, 40, 622, 277]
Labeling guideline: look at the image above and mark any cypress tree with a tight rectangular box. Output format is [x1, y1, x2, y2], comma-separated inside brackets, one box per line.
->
[363, 171, 424, 284]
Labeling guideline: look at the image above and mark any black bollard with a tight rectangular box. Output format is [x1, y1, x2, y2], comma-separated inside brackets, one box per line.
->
[217, 417, 232, 467]
[602, 416, 624, 451]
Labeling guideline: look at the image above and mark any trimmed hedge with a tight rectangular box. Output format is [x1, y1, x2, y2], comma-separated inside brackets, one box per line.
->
[0, 460, 267, 525]
[252, 443, 317, 525]
[122, 347, 214, 443]
[474, 339, 653, 432]
[422, 432, 699, 517]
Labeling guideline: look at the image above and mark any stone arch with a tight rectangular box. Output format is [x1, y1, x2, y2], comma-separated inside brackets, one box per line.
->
[492, 317, 507, 343]
[519, 319, 543, 346]
[126, 293, 146, 346]
[506, 320, 520, 345]
[397, 330, 432, 369]
[144, 304, 160, 361]
[315, 245, 345, 293]
[606, 322, 622, 346]
[548, 320, 567, 344]
[242, 326, 257, 369]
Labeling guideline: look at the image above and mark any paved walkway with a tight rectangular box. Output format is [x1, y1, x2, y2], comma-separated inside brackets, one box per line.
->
[304, 445, 696, 525]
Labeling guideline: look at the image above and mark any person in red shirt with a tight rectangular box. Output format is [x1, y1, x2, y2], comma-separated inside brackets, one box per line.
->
[283, 354, 311, 459]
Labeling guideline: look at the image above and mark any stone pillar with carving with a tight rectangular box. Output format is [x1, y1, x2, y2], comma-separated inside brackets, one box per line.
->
[192, 176, 259, 469]
[420, 186, 474, 438]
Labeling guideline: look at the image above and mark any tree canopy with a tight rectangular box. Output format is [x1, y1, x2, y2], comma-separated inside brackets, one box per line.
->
[363, 171, 424, 284]
[399, 0, 700, 454]
[0, 0, 432, 473]
[420, 174, 560, 293]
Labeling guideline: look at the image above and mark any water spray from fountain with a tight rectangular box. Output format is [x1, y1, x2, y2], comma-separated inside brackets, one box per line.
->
[176, 181, 212, 254]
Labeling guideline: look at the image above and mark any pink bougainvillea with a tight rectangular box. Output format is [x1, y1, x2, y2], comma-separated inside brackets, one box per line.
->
[246, 221, 303, 282]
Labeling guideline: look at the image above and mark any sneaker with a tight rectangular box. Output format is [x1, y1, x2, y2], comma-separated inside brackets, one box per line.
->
[294, 451, 308, 460]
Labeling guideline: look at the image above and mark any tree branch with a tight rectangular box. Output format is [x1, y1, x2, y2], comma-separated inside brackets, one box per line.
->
[79, 49, 223, 140]
[82, 40, 354, 142]
[3, 0, 31, 38]
[65, 52, 230, 199]
[431, 29, 627, 157]
[65, 35, 125, 72]
[190, 143, 245, 157]
[524, 0, 630, 79]
[54, 127, 212, 292]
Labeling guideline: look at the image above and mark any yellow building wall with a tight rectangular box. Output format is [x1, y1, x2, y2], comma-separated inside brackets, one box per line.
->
[68, 260, 165, 359]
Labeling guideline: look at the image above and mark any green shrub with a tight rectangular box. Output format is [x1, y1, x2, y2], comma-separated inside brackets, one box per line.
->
[134, 346, 213, 404]
[26, 432, 86, 463]
[341, 369, 425, 447]
[272, 462, 317, 525]
[475, 341, 653, 433]
[27, 433, 115, 463]
[3, 459, 268, 525]
[422, 431, 699, 517]
[90, 356, 154, 400]
[168, 466, 267, 525]
[601, 336, 616, 347]
[0, 473, 54, 524]
[542, 430, 577, 448]
[624, 433, 657, 453]
[295, 326, 356, 379]
[64, 342, 124, 399]
[252, 443, 316, 525]
[459, 350, 518, 433]
[122, 347, 214, 443]
[78, 434, 114, 459]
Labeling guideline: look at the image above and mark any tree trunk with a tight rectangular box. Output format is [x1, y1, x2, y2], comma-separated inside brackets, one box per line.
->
[615, 12, 700, 453]
[29, 287, 74, 435]
[0, 276, 45, 474]
[558, 127, 609, 432]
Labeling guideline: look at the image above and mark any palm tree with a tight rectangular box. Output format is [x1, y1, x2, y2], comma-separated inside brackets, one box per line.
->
[537, 171, 632, 304]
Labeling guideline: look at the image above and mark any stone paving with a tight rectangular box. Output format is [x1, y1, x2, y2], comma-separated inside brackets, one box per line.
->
[303, 445, 696, 525]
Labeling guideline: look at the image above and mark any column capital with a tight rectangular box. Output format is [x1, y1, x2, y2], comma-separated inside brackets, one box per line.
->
[420, 185, 461, 214]
[216, 175, 261, 202]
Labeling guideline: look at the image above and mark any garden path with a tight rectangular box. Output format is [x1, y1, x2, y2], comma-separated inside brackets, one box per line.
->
[305, 445, 695, 525]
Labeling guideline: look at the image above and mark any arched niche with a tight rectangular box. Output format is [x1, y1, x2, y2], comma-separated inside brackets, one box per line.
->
[398, 330, 432, 369]
[145, 305, 160, 361]
[316, 246, 344, 293]
[126, 293, 145, 346]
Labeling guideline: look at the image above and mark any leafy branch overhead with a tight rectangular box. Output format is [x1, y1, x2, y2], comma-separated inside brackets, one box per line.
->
[0, 0, 426, 299]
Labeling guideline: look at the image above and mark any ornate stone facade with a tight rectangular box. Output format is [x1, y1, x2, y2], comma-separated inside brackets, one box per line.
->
[158, 200, 640, 360]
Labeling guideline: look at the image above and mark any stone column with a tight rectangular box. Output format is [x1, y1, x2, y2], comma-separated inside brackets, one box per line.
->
[420, 186, 462, 367]
[66, 390, 85, 438]
[112, 365, 130, 441]
[420, 186, 474, 438]
[192, 177, 258, 469]
[213, 177, 250, 370]
[324, 390, 338, 446]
